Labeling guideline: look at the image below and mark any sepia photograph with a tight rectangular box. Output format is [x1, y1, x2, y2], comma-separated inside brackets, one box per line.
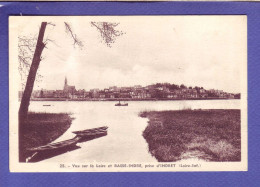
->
[9, 16, 247, 172]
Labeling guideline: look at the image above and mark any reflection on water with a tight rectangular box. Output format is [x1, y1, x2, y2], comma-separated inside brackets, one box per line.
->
[29, 100, 240, 163]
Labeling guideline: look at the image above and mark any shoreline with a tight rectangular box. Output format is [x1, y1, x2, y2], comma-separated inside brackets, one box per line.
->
[28, 98, 240, 102]
[19, 112, 73, 162]
[139, 109, 241, 162]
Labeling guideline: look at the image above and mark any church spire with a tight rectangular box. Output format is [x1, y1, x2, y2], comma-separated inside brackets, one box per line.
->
[64, 77, 68, 90]
[65, 77, 67, 86]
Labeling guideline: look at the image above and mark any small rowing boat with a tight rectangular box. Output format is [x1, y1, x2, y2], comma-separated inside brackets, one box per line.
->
[115, 101, 128, 106]
[75, 131, 107, 137]
[27, 136, 81, 152]
[72, 126, 108, 134]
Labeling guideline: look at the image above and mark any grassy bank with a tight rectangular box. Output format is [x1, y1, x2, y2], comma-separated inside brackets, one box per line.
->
[19, 112, 73, 162]
[139, 109, 241, 162]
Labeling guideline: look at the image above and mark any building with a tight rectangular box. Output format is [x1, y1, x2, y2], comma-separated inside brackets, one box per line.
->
[19, 79, 239, 101]
[40, 89, 55, 98]
[54, 90, 65, 98]
[63, 77, 76, 98]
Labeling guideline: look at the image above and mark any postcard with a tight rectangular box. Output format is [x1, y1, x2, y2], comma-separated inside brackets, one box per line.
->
[9, 15, 247, 172]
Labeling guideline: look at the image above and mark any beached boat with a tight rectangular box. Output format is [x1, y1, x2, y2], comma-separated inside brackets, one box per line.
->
[115, 101, 128, 106]
[27, 136, 81, 152]
[72, 126, 108, 142]
[26, 126, 109, 162]
[72, 126, 108, 135]
[75, 131, 107, 137]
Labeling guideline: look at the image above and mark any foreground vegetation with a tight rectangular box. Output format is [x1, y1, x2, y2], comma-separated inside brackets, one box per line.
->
[20, 112, 73, 162]
[139, 109, 241, 162]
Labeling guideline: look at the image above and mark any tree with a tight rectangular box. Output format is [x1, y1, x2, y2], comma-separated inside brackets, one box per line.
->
[194, 86, 200, 93]
[64, 22, 84, 48]
[18, 35, 39, 90]
[19, 22, 47, 121]
[169, 84, 179, 90]
[180, 84, 187, 89]
[91, 22, 124, 47]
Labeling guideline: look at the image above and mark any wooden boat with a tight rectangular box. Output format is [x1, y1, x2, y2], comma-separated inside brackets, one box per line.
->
[73, 126, 108, 142]
[72, 126, 108, 135]
[75, 131, 107, 137]
[27, 136, 81, 152]
[115, 101, 128, 106]
[26, 126, 109, 162]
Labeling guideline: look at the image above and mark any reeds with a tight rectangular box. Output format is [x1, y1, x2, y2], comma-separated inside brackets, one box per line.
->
[140, 109, 241, 162]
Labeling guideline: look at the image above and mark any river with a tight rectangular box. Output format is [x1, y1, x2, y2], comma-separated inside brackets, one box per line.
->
[28, 100, 240, 163]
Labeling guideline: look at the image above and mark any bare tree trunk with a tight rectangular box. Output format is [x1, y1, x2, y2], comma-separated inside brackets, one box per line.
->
[19, 22, 47, 161]
[19, 22, 47, 120]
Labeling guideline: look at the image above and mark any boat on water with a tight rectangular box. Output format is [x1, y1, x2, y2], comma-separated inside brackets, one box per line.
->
[115, 101, 128, 106]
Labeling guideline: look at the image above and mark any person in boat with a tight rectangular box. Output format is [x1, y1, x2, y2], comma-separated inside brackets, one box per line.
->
[115, 101, 128, 106]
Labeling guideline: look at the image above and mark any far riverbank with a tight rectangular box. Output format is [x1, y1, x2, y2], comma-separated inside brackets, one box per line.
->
[28, 98, 239, 102]
[139, 109, 241, 162]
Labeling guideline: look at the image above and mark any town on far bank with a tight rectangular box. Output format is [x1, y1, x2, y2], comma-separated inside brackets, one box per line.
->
[19, 77, 240, 101]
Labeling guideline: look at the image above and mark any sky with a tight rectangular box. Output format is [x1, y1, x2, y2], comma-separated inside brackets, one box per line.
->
[13, 16, 246, 93]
